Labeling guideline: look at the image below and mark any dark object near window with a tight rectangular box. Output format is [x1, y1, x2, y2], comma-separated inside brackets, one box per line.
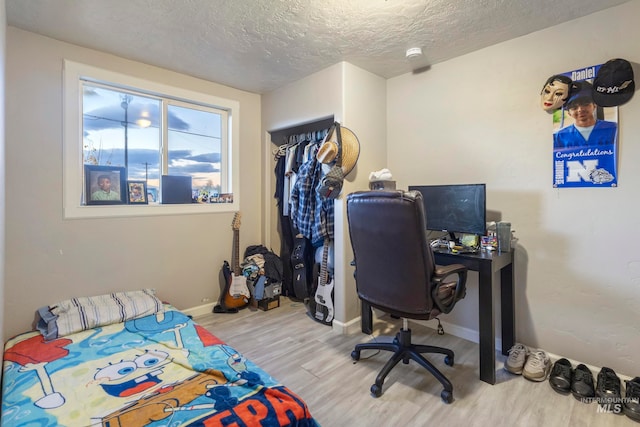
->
[161, 175, 193, 204]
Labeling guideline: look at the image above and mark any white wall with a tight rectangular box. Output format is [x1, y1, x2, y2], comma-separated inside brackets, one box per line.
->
[388, 1, 640, 376]
[4, 28, 262, 338]
[262, 62, 343, 265]
[262, 62, 386, 327]
[0, 0, 6, 348]
[338, 63, 387, 323]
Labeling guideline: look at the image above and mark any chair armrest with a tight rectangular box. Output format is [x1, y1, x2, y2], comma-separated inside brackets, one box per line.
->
[434, 264, 467, 278]
[432, 264, 468, 314]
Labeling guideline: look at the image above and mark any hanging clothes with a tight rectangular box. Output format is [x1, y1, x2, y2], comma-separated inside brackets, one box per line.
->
[290, 144, 334, 246]
[273, 154, 295, 297]
[273, 126, 332, 303]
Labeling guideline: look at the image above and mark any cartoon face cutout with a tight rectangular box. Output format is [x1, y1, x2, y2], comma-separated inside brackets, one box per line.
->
[541, 79, 570, 112]
[94, 350, 169, 397]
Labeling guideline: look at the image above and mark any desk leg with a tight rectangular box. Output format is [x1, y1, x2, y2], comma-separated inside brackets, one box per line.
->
[500, 262, 515, 355]
[478, 263, 496, 384]
[361, 301, 373, 335]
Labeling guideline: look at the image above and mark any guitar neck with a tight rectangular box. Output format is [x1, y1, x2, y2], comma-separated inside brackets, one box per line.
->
[232, 229, 241, 276]
[319, 238, 329, 286]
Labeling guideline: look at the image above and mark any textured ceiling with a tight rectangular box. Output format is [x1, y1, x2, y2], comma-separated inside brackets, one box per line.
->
[6, 0, 632, 94]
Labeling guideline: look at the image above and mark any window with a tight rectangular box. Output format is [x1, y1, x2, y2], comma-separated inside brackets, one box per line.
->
[63, 60, 239, 218]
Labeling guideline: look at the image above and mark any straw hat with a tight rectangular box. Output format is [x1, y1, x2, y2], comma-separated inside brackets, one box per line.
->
[316, 124, 360, 176]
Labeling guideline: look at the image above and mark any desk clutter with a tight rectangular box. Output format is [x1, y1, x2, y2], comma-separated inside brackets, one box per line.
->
[368, 168, 396, 190]
[429, 221, 517, 254]
[504, 343, 640, 422]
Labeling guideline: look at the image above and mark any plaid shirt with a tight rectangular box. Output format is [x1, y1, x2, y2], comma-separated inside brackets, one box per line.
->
[290, 154, 334, 246]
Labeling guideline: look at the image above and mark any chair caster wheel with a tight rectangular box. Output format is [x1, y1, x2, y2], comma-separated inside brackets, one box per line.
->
[370, 383, 382, 398]
[351, 350, 360, 361]
[444, 355, 454, 366]
[441, 389, 453, 404]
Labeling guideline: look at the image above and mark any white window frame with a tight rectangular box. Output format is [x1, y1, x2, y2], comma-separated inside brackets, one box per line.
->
[63, 60, 240, 219]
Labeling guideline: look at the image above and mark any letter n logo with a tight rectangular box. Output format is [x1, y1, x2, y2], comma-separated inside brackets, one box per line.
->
[566, 160, 598, 182]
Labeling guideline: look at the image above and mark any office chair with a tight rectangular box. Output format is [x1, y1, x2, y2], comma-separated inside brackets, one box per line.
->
[346, 190, 468, 403]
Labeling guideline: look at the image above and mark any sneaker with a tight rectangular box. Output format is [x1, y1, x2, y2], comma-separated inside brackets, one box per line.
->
[595, 367, 622, 413]
[523, 350, 551, 381]
[505, 343, 529, 375]
[571, 364, 595, 401]
[549, 358, 572, 394]
[623, 377, 640, 422]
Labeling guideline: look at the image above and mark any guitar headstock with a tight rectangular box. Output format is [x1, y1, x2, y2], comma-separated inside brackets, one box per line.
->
[232, 212, 242, 231]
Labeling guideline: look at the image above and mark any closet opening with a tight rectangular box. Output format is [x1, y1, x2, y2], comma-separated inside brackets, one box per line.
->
[270, 116, 335, 326]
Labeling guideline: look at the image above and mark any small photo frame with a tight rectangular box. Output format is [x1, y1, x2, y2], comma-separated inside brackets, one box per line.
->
[209, 193, 234, 203]
[85, 165, 126, 205]
[127, 181, 148, 204]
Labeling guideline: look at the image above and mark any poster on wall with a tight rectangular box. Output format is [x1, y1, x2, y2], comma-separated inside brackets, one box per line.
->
[551, 64, 618, 188]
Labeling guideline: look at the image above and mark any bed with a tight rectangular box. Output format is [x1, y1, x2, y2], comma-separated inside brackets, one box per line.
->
[1, 290, 318, 427]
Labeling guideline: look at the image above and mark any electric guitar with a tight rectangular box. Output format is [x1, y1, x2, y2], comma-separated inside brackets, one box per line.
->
[221, 213, 250, 310]
[314, 238, 334, 323]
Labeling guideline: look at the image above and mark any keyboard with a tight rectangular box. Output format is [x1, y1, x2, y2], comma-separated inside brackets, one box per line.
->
[450, 246, 479, 254]
[455, 248, 479, 254]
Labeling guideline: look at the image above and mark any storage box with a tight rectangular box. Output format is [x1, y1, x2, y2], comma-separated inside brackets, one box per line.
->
[369, 180, 396, 190]
[258, 296, 280, 311]
[263, 282, 282, 299]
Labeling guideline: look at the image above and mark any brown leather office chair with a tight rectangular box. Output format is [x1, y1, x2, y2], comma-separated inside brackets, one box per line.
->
[346, 190, 468, 403]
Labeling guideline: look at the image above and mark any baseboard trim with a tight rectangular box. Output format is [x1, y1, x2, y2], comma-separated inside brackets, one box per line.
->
[388, 317, 632, 381]
[332, 316, 362, 335]
[411, 318, 504, 352]
[347, 314, 503, 352]
[182, 302, 216, 318]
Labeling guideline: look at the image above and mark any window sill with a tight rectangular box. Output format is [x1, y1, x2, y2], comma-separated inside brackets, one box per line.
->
[64, 201, 239, 219]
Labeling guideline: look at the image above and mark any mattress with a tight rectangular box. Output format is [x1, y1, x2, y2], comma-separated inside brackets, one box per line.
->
[2, 303, 318, 426]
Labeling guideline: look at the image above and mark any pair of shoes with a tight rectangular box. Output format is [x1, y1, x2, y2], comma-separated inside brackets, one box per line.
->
[624, 377, 640, 422]
[549, 358, 572, 393]
[523, 350, 551, 381]
[504, 343, 529, 374]
[572, 364, 595, 401]
[596, 367, 622, 413]
[549, 359, 596, 399]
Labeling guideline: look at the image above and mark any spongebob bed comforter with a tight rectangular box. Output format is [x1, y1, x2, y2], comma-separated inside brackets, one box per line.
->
[1, 303, 318, 427]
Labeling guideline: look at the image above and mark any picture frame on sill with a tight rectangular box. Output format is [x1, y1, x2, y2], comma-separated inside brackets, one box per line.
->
[85, 165, 126, 205]
[127, 181, 148, 204]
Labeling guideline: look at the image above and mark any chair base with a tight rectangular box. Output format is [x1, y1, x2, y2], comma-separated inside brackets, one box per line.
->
[351, 327, 454, 403]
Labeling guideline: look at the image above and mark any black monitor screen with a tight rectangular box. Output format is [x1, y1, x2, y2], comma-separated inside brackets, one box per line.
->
[408, 184, 486, 236]
[161, 175, 193, 204]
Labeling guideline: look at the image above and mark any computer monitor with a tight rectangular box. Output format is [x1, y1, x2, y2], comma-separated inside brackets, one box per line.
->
[408, 184, 486, 239]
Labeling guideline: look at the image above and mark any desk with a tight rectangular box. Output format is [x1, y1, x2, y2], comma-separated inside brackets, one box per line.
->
[360, 249, 515, 385]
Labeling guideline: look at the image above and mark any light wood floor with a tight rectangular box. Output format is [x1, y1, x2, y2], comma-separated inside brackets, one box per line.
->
[195, 297, 637, 427]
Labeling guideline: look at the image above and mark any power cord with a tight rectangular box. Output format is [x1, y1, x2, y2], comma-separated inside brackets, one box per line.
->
[353, 334, 381, 363]
[435, 318, 445, 335]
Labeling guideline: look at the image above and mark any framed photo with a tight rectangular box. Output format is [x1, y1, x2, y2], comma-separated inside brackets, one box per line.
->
[127, 181, 148, 204]
[85, 165, 126, 205]
[209, 193, 234, 203]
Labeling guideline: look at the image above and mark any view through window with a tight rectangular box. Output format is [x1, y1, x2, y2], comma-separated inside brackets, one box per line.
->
[82, 83, 228, 205]
[64, 60, 239, 218]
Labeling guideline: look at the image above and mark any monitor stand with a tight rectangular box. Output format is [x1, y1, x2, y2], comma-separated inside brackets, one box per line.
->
[448, 232, 458, 245]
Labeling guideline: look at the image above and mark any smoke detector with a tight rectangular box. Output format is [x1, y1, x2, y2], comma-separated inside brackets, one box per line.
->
[405, 47, 423, 60]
